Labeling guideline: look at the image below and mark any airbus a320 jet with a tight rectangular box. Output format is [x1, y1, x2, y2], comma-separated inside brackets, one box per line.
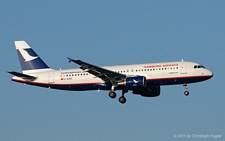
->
[8, 41, 213, 104]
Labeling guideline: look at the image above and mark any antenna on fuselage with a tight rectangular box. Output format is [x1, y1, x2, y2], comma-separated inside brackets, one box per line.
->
[181, 59, 184, 62]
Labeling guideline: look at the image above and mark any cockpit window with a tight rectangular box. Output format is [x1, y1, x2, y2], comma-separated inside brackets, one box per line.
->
[194, 65, 205, 69]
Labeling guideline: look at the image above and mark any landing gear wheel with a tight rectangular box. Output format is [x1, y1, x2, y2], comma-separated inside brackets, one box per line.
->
[109, 91, 116, 99]
[184, 91, 189, 96]
[119, 96, 126, 104]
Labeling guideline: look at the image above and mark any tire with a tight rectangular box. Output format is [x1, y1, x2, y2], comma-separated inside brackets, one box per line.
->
[184, 91, 189, 96]
[109, 91, 116, 99]
[119, 96, 126, 104]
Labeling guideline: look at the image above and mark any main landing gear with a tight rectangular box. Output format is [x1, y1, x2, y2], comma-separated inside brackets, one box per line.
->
[109, 88, 128, 104]
[109, 91, 116, 98]
[183, 84, 189, 96]
[109, 85, 117, 99]
[118, 89, 128, 104]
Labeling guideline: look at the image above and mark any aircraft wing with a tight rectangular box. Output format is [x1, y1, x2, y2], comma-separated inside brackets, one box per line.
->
[68, 58, 126, 83]
[8, 71, 37, 81]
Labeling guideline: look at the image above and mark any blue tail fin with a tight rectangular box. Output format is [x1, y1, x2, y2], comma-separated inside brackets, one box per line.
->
[15, 41, 52, 73]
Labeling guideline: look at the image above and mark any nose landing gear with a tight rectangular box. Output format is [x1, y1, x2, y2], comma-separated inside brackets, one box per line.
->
[183, 84, 189, 96]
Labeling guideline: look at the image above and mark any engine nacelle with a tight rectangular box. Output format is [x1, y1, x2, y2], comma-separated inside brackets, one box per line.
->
[133, 85, 160, 97]
[119, 76, 146, 89]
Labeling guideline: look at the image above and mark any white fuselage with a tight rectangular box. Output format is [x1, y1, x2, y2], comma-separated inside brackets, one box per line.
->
[12, 61, 213, 91]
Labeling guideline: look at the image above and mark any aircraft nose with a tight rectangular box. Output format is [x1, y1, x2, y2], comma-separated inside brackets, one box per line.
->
[206, 69, 213, 79]
[210, 70, 214, 78]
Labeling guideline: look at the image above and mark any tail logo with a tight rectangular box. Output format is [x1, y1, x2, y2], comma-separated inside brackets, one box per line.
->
[18, 48, 38, 62]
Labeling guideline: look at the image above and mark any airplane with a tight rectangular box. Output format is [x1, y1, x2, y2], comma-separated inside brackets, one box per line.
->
[8, 41, 213, 104]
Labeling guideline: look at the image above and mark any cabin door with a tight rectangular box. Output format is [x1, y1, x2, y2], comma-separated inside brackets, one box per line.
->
[180, 62, 187, 74]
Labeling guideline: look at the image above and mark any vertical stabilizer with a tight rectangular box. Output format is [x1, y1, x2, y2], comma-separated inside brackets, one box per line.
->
[15, 41, 52, 74]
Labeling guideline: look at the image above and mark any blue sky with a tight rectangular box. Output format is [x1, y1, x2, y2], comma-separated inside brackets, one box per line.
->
[1, 1, 224, 140]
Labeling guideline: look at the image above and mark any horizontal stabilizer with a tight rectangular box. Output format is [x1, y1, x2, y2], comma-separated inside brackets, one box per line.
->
[8, 71, 37, 80]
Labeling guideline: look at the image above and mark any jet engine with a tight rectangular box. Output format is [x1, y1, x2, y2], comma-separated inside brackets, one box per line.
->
[118, 76, 146, 89]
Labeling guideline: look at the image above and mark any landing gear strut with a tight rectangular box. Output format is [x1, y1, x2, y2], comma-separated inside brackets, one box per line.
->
[183, 84, 189, 96]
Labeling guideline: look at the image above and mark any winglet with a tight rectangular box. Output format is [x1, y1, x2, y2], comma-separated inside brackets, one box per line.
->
[67, 57, 73, 63]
